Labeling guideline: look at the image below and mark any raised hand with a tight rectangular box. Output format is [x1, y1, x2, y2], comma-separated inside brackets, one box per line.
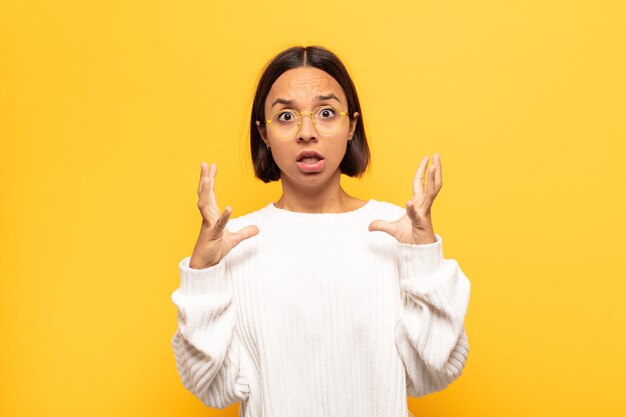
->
[189, 162, 259, 269]
[368, 154, 442, 245]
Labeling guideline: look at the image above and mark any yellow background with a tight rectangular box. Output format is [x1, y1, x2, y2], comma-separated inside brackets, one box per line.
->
[1, 1, 625, 416]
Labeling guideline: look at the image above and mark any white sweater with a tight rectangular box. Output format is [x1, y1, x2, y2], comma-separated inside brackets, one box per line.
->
[171, 199, 471, 417]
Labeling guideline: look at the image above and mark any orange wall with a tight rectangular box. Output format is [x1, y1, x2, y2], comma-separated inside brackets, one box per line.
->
[1, 1, 625, 416]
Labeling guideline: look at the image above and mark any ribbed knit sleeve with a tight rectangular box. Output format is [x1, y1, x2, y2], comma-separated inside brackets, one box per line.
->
[170, 256, 250, 408]
[394, 234, 471, 398]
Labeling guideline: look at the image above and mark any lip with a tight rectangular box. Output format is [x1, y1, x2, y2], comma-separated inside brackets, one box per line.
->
[295, 150, 325, 173]
[296, 150, 325, 161]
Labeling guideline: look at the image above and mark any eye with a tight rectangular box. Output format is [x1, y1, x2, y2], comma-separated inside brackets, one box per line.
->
[276, 110, 297, 123]
[318, 107, 337, 119]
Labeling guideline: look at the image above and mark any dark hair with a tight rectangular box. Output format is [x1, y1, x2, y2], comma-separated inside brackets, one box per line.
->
[250, 45, 370, 183]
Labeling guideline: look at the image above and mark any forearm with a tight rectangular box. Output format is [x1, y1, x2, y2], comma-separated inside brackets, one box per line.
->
[171, 256, 250, 407]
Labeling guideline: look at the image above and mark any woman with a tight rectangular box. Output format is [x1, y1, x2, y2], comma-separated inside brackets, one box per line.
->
[171, 46, 471, 417]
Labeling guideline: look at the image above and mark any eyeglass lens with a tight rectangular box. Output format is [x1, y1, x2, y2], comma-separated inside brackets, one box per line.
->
[270, 106, 344, 139]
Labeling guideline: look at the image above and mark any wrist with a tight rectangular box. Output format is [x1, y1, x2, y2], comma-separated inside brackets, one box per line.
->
[410, 231, 436, 245]
[189, 253, 220, 270]
[189, 258, 207, 270]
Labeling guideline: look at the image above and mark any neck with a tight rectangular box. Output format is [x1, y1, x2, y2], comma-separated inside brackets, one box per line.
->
[275, 170, 355, 213]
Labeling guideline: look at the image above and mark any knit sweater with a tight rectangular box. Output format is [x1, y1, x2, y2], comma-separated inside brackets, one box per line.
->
[170, 199, 471, 417]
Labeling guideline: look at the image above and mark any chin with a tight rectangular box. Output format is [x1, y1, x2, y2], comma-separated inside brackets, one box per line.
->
[282, 165, 340, 186]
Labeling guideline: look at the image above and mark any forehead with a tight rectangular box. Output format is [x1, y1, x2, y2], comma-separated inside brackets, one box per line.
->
[265, 67, 346, 107]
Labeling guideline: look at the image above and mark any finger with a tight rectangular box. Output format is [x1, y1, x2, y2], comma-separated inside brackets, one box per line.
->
[203, 163, 221, 219]
[434, 153, 442, 192]
[412, 156, 430, 198]
[198, 162, 208, 195]
[207, 163, 216, 196]
[368, 219, 395, 236]
[231, 225, 260, 247]
[208, 163, 219, 210]
[197, 163, 211, 217]
[197, 180, 217, 223]
[213, 205, 232, 234]
[198, 163, 220, 221]
[406, 200, 420, 224]
[420, 164, 437, 211]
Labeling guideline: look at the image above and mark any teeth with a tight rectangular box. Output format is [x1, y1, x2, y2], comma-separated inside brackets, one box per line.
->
[301, 157, 320, 164]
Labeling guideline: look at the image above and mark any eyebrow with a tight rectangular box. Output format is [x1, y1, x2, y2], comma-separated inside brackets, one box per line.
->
[317, 93, 340, 102]
[270, 93, 341, 109]
[271, 98, 293, 108]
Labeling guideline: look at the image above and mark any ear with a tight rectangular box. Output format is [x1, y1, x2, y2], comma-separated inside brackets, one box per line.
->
[348, 112, 359, 140]
[256, 120, 269, 146]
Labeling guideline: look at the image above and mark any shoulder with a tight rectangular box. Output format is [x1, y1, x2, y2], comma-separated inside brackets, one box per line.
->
[225, 202, 273, 231]
[368, 199, 406, 221]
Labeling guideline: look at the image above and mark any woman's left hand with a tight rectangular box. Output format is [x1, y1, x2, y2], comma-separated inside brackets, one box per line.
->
[368, 154, 442, 245]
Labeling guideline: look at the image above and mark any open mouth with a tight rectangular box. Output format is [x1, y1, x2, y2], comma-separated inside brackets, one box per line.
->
[296, 150, 325, 163]
[298, 156, 323, 164]
[296, 151, 325, 173]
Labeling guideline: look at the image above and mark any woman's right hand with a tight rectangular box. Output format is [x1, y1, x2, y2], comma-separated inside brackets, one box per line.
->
[189, 162, 260, 269]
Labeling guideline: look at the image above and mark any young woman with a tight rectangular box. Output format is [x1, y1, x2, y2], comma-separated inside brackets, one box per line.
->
[171, 46, 471, 417]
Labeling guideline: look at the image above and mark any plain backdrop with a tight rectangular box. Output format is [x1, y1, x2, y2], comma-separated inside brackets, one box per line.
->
[1, 1, 625, 416]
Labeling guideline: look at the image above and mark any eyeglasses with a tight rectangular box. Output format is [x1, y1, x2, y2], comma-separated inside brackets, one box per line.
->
[263, 106, 349, 140]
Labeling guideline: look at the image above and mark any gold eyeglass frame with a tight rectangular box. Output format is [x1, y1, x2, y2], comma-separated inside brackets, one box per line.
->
[263, 106, 349, 140]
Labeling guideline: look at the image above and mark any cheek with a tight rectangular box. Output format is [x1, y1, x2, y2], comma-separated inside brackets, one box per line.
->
[326, 141, 349, 163]
[268, 145, 292, 166]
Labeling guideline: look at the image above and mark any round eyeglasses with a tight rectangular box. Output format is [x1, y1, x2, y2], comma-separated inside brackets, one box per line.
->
[263, 106, 349, 140]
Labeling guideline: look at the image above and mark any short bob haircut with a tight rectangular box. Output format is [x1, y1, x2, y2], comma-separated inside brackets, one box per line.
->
[250, 45, 370, 183]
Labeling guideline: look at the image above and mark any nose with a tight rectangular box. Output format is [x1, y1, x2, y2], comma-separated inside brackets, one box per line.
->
[297, 112, 317, 143]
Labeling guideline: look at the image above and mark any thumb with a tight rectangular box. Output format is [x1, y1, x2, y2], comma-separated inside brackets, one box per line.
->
[368, 219, 395, 236]
[231, 225, 260, 247]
